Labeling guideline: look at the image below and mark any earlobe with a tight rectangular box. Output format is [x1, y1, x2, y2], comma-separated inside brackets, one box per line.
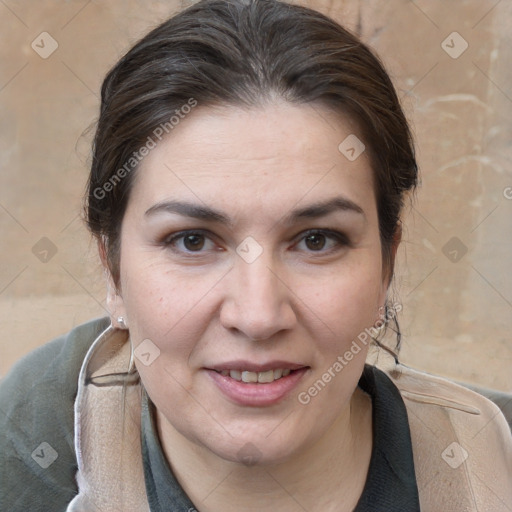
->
[385, 222, 402, 286]
[98, 238, 128, 329]
[105, 273, 128, 328]
[379, 222, 403, 307]
[390, 221, 402, 269]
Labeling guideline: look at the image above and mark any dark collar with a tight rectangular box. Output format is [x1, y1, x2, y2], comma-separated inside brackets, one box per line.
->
[354, 365, 420, 511]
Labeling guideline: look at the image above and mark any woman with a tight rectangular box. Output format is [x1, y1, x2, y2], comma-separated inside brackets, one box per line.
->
[1, 0, 511, 510]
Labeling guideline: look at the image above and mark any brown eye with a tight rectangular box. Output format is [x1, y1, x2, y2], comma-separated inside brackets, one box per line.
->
[295, 229, 350, 254]
[304, 233, 326, 251]
[164, 230, 216, 254]
[183, 234, 205, 251]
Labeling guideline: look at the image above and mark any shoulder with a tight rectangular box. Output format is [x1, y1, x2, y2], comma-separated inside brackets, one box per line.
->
[0, 317, 110, 511]
[0, 316, 110, 413]
[387, 364, 512, 511]
[388, 364, 506, 416]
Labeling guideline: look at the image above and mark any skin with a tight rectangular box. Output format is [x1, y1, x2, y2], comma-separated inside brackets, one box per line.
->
[104, 101, 398, 511]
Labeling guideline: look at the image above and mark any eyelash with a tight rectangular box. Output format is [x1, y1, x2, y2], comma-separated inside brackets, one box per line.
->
[162, 229, 350, 256]
[295, 229, 350, 253]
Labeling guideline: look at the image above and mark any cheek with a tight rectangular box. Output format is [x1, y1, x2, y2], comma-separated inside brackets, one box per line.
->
[299, 261, 383, 348]
[294, 266, 383, 414]
[119, 255, 221, 355]
[121, 266, 214, 407]
[122, 247, 215, 311]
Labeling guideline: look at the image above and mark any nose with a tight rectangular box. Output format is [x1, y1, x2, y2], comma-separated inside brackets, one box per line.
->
[219, 254, 296, 341]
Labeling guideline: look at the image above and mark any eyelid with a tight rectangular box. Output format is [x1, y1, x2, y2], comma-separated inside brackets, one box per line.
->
[163, 228, 208, 243]
[163, 229, 220, 253]
[161, 228, 350, 256]
[294, 228, 351, 247]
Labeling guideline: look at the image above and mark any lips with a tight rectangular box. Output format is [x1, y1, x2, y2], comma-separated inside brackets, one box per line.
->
[206, 361, 309, 406]
[209, 360, 306, 384]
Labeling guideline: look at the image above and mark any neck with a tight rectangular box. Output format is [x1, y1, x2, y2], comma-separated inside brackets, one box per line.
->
[156, 387, 372, 512]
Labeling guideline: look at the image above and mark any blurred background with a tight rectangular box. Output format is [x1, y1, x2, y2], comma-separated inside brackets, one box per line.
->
[1, 0, 511, 390]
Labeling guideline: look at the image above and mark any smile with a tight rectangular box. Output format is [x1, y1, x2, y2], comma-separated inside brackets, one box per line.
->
[216, 368, 292, 383]
[207, 365, 309, 406]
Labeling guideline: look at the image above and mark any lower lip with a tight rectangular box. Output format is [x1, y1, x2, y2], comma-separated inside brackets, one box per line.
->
[206, 368, 308, 407]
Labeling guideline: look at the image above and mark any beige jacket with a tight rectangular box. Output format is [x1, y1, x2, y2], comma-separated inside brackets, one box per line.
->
[66, 326, 512, 511]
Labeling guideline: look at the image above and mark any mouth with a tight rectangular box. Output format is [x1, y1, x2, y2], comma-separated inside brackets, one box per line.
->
[206, 363, 310, 406]
[214, 368, 295, 383]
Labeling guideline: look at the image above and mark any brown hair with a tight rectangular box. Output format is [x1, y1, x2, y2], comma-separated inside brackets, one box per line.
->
[85, 0, 418, 343]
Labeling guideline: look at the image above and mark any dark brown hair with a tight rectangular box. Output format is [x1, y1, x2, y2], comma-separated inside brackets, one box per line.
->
[85, 0, 418, 307]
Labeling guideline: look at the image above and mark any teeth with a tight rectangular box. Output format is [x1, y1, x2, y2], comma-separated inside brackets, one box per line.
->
[230, 370, 242, 381]
[220, 368, 294, 383]
[241, 371, 258, 383]
[258, 370, 274, 383]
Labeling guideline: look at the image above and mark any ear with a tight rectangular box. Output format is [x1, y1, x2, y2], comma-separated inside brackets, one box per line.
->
[98, 237, 128, 329]
[379, 222, 402, 305]
[389, 221, 402, 278]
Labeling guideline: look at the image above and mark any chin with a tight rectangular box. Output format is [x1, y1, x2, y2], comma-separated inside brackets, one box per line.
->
[214, 441, 296, 467]
[197, 424, 309, 468]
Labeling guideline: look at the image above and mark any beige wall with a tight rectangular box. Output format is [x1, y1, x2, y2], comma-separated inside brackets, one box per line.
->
[1, 0, 511, 390]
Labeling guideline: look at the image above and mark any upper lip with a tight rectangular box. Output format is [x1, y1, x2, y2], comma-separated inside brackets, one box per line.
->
[207, 360, 308, 372]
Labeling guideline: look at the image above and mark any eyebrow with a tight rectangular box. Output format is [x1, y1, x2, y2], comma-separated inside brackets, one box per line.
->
[145, 200, 231, 224]
[144, 196, 365, 225]
[285, 197, 365, 223]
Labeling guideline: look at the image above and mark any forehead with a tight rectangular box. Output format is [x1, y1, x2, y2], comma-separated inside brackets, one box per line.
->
[131, 101, 375, 216]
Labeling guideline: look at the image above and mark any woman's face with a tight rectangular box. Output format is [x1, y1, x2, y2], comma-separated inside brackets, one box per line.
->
[110, 102, 390, 464]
